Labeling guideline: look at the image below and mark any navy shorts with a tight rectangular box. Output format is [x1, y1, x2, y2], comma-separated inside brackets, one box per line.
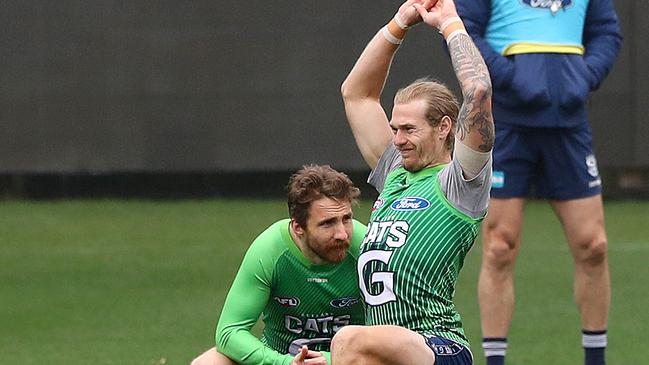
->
[424, 336, 473, 365]
[491, 124, 602, 200]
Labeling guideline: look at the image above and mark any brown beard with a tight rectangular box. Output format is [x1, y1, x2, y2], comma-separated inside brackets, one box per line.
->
[310, 240, 350, 264]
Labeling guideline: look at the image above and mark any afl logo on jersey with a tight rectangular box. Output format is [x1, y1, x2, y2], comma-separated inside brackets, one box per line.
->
[390, 197, 430, 211]
[274, 296, 300, 308]
[330, 297, 360, 308]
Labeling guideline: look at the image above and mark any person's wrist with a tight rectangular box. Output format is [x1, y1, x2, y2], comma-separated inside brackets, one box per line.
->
[438, 15, 462, 32]
[393, 12, 411, 30]
[439, 16, 466, 40]
[382, 17, 408, 45]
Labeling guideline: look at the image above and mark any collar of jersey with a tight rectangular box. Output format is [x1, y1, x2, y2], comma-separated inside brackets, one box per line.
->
[280, 220, 340, 271]
[404, 163, 447, 185]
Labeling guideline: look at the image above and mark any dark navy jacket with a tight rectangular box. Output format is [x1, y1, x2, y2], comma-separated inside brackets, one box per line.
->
[455, 0, 622, 128]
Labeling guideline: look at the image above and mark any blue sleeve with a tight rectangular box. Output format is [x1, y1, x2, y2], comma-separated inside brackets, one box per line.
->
[582, 0, 623, 90]
[455, 0, 515, 89]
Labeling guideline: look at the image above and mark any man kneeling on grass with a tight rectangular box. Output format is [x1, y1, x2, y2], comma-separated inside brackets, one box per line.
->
[191, 165, 366, 365]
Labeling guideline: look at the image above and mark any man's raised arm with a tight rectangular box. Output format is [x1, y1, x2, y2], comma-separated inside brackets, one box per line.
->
[341, 0, 431, 169]
[416, 0, 493, 177]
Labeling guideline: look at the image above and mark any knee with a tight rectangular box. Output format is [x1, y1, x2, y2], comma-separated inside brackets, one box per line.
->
[331, 325, 361, 351]
[573, 235, 608, 267]
[331, 326, 365, 363]
[190, 352, 204, 365]
[482, 224, 519, 269]
[190, 347, 217, 365]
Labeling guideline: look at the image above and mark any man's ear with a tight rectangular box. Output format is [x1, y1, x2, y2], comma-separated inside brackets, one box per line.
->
[438, 115, 452, 139]
[290, 219, 305, 237]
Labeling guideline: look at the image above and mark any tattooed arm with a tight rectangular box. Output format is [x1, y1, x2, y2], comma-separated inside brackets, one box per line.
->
[415, 0, 493, 177]
[447, 31, 493, 153]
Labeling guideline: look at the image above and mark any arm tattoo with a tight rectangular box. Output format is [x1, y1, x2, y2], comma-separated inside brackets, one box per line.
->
[447, 33, 494, 152]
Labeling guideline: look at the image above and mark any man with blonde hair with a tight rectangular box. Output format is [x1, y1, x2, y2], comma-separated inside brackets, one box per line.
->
[330, 0, 494, 364]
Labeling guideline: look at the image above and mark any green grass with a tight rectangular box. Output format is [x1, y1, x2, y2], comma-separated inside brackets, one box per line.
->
[456, 201, 649, 365]
[1, 200, 647, 364]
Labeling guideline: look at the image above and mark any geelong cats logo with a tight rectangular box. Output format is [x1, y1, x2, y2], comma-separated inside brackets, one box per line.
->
[522, 0, 572, 14]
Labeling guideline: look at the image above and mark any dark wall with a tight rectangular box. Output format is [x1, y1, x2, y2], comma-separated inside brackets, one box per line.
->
[588, 0, 649, 168]
[1, 0, 645, 173]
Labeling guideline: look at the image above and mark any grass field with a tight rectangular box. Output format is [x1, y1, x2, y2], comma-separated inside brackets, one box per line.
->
[1, 199, 648, 364]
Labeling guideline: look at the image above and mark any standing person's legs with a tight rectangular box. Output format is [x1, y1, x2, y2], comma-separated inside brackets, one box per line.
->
[551, 195, 609, 365]
[479, 123, 534, 365]
[478, 198, 525, 365]
[540, 125, 608, 365]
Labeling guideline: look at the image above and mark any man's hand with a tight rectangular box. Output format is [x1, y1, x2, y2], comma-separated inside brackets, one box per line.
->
[414, 0, 460, 30]
[395, 0, 437, 29]
[290, 346, 328, 365]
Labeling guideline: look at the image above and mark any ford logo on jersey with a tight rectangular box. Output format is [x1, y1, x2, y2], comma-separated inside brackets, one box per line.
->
[390, 197, 430, 211]
[330, 297, 360, 308]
